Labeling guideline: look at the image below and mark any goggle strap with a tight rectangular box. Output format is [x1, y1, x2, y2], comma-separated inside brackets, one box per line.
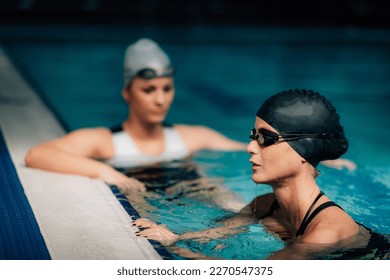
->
[279, 133, 329, 142]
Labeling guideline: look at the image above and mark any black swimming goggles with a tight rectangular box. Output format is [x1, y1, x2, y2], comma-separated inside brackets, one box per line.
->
[135, 66, 174, 80]
[249, 128, 328, 147]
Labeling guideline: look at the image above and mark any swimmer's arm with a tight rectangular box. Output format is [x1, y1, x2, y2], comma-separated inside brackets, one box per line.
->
[135, 191, 275, 243]
[179, 205, 257, 241]
[134, 194, 275, 245]
[134, 206, 257, 246]
[25, 128, 114, 176]
[267, 241, 318, 260]
[175, 125, 247, 152]
[268, 229, 340, 260]
[25, 128, 145, 190]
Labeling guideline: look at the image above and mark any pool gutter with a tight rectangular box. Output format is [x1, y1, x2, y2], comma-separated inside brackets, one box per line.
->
[0, 45, 161, 260]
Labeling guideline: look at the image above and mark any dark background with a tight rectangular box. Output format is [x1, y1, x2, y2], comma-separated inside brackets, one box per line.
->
[1, 0, 390, 27]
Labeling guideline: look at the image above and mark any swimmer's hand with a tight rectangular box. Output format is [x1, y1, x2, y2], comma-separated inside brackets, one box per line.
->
[133, 218, 179, 246]
[101, 167, 146, 192]
[322, 158, 357, 171]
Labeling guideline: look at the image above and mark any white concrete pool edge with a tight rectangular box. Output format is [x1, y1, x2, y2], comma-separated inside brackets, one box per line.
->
[0, 46, 161, 260]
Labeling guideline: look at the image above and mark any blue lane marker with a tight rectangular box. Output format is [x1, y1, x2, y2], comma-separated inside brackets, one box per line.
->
[0, 131, 51, 260]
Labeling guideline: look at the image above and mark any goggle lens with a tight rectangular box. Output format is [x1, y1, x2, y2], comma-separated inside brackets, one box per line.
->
[249, 128, 278, 146]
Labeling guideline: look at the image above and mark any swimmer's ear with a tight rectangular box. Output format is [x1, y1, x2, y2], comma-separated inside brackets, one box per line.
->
[122, 88, 131, 103]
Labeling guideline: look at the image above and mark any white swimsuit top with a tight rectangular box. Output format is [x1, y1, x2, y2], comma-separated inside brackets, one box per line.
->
[105, 126, 190, 168]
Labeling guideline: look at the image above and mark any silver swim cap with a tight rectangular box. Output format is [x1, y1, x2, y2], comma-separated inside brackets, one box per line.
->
[123, 38, 173, 88]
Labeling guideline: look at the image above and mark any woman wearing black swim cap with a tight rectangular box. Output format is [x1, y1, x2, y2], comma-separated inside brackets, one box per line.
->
[245, 89, 362, 258]
[134, 89, 385, 259]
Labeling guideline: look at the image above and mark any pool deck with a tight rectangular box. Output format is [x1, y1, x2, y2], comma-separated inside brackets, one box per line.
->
[0, 45, 161, 260]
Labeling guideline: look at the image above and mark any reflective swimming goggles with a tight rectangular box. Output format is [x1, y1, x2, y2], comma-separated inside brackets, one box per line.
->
[135, 66, 174, 80]
[249, 128, 328, 147]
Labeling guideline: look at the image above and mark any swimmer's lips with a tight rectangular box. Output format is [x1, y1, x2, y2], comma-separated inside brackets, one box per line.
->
[250, 160, 262, 169]
[151, 110, 169, 116]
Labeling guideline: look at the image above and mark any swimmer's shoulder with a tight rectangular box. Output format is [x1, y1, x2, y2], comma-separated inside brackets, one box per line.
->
[60, 127, 115, 158]
[248, 193, 277, 218]
[173, 124, 214, 151]
[300, 205, 359, 245]
[174, 124, 210, 134]
[67, 127, 113, 139]
[174, 124, 245, 151]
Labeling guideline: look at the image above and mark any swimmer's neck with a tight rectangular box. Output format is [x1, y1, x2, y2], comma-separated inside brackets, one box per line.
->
[271, 173, 320, 233]
[122, 117, 164, 139]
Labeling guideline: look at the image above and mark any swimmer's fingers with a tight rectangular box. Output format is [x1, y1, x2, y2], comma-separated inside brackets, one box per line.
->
[169, 247, 215, 260]
[102, 168, 146, 191]
[131, 177, 147, 191]
[117, 177, 146, 193]
[136, 226, 179, 246]
[132, 218, 156, 228]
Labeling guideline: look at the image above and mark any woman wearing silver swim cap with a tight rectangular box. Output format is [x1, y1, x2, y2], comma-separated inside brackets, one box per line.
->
[24, 38, 246, 192]
[134, 89, 385, 259]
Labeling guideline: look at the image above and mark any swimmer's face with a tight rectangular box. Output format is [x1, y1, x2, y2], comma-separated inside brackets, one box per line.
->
[247, 117, 305, 185]
[124, 76, 175, 124]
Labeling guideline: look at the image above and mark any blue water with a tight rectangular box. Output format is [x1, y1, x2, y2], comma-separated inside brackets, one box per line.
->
[2, 24, 389, 259]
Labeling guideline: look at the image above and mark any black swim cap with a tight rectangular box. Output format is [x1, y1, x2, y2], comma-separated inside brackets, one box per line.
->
[256, 89, 348, 167]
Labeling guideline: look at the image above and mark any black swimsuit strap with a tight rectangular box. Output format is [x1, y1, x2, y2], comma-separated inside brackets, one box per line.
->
[296, 201, 343, 237]
[110, 124, 123, 133]
[259, 191, 323, 221]
[298, 191, 324, 229]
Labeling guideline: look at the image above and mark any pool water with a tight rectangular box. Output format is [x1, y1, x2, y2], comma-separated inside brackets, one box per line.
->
[125, 151, 389, 259]
[2, 24, 389, 259]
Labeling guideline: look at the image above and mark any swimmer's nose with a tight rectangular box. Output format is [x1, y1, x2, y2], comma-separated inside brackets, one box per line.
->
[247, 139, 260, 154]
[155, 91, 165, 105]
